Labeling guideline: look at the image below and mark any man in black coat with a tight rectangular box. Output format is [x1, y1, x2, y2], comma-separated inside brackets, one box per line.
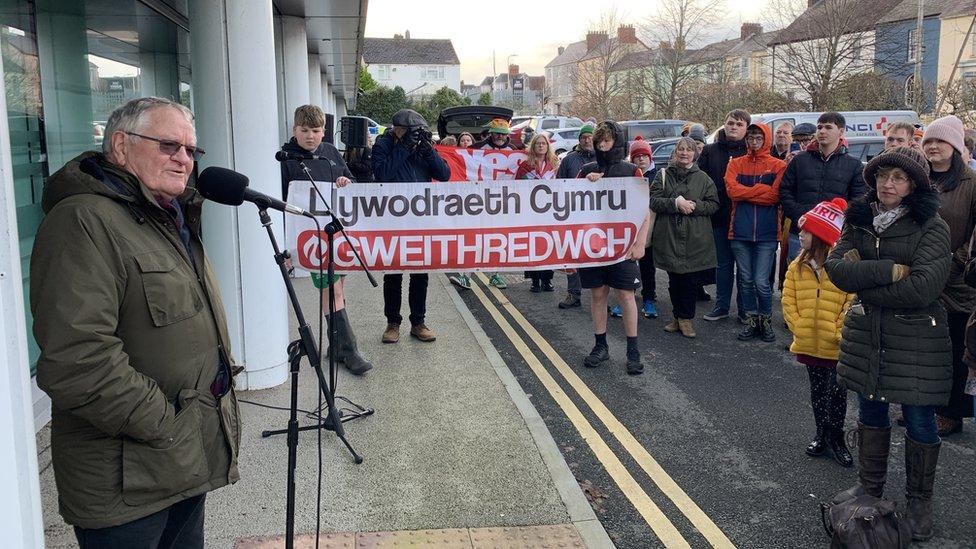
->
[555, 125, 596, 309]
[698, 109, 749, 322]
[371, 109, 450, 344]
[779, 112, 866, 262]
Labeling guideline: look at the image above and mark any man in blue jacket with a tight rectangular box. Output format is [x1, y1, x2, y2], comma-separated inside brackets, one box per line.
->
[372, 109, 450, 344]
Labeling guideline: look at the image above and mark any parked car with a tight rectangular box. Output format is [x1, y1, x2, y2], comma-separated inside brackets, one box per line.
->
[649, 137, 680, 167]
[844, 136, 885, 164]
[546, 127, 582, 156]
[619, 120, 687, 145]
[512, 115, 584, 148]
[436, 105, 515, 142]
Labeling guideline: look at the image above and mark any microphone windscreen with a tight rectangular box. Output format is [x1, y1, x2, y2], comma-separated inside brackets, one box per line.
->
[197, 166, 249, 206]
[274, 150, 290, 162]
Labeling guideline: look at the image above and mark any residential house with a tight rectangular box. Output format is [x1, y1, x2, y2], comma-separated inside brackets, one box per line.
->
[767, 0, 903, 105]
[607, 49, 661, 118]
[544, 40, 588, 115]
[936, 1, 976, 88]
[875, 0, 956, 112]
[488, 65, 545, 113]
[363, 31, 460, 97]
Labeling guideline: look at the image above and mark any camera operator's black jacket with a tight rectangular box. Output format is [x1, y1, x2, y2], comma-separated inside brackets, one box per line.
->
[371, 131, 451, 183]
[280, 137, 354, 200]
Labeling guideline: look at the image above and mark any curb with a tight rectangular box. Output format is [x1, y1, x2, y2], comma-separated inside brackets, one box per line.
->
[440, 274, 615, 549]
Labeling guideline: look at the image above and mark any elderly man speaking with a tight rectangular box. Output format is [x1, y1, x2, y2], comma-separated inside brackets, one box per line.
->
[30, 97, 240, 547]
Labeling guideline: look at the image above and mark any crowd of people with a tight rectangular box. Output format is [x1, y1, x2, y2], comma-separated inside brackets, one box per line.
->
[298, 105, 976, 542]
[27, 92, 976, 546]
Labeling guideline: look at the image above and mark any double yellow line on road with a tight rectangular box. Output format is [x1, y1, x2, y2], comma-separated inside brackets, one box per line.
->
[471, 273, 735, 549]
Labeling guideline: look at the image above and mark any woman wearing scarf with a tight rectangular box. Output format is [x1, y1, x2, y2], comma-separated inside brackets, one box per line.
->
[824, 146, 952, 542]
[516, 133, 559, 292]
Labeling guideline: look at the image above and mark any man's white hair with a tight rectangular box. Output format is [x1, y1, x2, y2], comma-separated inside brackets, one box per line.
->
[102, 97, 194, 155]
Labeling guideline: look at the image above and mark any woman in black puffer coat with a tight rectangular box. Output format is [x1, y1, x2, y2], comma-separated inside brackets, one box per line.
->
[824, 146, 951, 542]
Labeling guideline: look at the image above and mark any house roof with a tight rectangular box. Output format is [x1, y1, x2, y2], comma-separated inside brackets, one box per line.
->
[878, 0, 957, 24]
[769, 0, 904, 45]
[362, 37, 460, 65]
[942, 0, 976, 19]
[479, 76, 494, 86]
[545, 40, 588, 68]
[608, 49, 661, 72]
[578, 37, 650, 62]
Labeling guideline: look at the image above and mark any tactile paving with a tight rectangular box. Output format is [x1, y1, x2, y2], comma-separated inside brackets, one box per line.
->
[356, 528, 472, 548]
[235, 532, 356, 549]
[469, 524, 585, 549]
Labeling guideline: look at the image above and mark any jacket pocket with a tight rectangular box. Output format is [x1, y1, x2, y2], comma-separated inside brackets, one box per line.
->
[121, 389, 208, 507]
[135, 251, 203, 326]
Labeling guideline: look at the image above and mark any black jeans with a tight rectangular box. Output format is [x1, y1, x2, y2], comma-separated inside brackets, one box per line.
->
[807, 365, 847, 431]
[666, 270, 705, 319]
[383, 273, 428, 326]
[526, 270, 553, 283]
[74, 494, 205, 549]
[937, 312, 974, 419]
[638, 247, 657, 302]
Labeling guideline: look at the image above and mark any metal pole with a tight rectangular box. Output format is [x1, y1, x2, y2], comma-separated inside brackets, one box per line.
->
[936, 10, 976, 114]
[913, 0, 924, 113]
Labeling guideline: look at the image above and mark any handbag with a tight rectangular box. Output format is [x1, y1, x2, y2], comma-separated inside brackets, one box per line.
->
[820, 493, 910, 549]
[645, 169, 662, 248]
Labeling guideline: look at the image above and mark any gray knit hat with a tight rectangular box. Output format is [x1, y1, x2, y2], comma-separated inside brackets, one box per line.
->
[863, 146, 930, 191]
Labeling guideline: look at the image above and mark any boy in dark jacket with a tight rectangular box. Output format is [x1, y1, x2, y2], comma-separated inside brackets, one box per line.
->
[280, 105, 372, 375]
[371, 109, 451, 344]
[556, 125, 596, 309]
[578, 121, 651, 375]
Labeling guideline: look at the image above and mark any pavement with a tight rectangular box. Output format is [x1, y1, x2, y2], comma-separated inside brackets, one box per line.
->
[37, 273, 613, 548]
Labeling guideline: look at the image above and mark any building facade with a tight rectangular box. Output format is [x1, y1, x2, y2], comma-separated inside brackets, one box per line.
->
[0, 1, 367, 545]
[936, 1, 976, 89]
[362, 33, 460, 97]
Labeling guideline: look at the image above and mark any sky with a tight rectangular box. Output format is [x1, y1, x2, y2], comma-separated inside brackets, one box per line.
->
[364, 0, 773, 84]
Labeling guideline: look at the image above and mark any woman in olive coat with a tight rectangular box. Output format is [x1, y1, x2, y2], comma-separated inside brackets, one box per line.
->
[824, 146, 951, 542]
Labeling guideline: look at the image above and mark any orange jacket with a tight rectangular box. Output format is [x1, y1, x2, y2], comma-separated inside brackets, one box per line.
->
[725, 123, 786, 241]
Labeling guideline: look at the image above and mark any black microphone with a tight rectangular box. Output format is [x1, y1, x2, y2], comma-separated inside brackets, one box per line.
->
[275, 150, 323, 162]
[197, 166, 313, 217]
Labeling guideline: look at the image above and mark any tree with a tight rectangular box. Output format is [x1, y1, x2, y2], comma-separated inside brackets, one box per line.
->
[820, 72, 903, 111]
[349, 85, 408, 123]
[765, 0, 894, 110]
[642, 0, 726, 118]
[936, 79, 976, 126]
[477, 92, 492, 106]
[570, 9, 636, 120]
[409, 86, 470, 127]
[358, 66, 377, 93]
[676, 81, 801, 129]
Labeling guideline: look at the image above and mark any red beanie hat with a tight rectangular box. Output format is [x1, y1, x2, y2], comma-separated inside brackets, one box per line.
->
[798, 198, 847, 247]
[629, 135, 651, 158]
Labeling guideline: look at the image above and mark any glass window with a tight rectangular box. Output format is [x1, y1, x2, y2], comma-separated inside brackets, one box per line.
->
[2, 0, 191, 375]
[377, 64, 389, 80]
[541, 119, 559, 130]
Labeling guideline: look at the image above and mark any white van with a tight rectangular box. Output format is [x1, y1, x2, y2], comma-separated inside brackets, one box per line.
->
[706, 110, 922, 142]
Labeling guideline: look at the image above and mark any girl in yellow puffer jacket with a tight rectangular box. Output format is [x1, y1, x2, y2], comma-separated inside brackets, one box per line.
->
[783, 198, 855, 467]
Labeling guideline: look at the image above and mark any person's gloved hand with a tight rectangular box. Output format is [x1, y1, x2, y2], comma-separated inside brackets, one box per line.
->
[892, 263, 911, 282]
[843, 249, 861, 262]
[416, 136, 434, 157]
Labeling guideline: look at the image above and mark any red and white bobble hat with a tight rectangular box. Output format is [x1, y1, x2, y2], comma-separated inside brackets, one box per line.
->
[798, 198, 848, 247]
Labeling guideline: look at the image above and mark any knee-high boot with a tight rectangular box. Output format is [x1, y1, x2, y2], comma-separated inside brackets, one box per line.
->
[905, 435, 941, 541]
[830, 422, 890, 503]
[329, 309, 373, 375]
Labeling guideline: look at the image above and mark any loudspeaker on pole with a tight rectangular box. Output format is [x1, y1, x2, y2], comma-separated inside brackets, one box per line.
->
[340, 116, 369, 148]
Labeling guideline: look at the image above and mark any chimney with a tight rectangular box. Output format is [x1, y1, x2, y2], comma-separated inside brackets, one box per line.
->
[740, 23, 762, 40]
[393, 33, 403, 39]
[617, 25, 637, 44]
[586, 31, 607, 51]
[807, 0, 821, 6]
[508, 64, 519, 78]
[405, 29, 410, 39]
[659, 41, 672, 50]
[558, 46, 565, 56]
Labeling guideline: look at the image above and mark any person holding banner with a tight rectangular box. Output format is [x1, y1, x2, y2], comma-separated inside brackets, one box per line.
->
[516, 133, 559, 293]
[556, 125, 596, 310]
[630, 137, 659, 319]
[372, 108, 450, 344]
[281, 105, 373, 375]
[650, 137, 720, 338]
[577, 121, 651, 375]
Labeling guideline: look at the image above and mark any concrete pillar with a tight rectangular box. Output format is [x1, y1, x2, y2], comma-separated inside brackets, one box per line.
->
[273, 16, 288, 144]
[280, 16, 309, 119]
[308, 55, 321, 107]
[0, 37, 44, 548]
[320, 72, 331, 114]
[189, 0, 288, 389]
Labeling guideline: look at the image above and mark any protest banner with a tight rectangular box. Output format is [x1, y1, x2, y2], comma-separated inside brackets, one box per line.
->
[285, 178, 649, 273]
[435, 144, 527, 181]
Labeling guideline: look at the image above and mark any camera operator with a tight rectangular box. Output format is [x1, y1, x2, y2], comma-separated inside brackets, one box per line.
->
[371, 109, 450, 344]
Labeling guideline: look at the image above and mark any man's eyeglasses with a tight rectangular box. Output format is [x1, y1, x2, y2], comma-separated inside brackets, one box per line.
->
[125, 132, 205, 161]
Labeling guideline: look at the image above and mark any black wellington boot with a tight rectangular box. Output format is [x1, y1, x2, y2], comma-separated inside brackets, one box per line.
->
[905, 435, 941, 541]
[827, 427, 853, 468]
[332, 309, 373, 375]
[806, 426, 827, 456]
